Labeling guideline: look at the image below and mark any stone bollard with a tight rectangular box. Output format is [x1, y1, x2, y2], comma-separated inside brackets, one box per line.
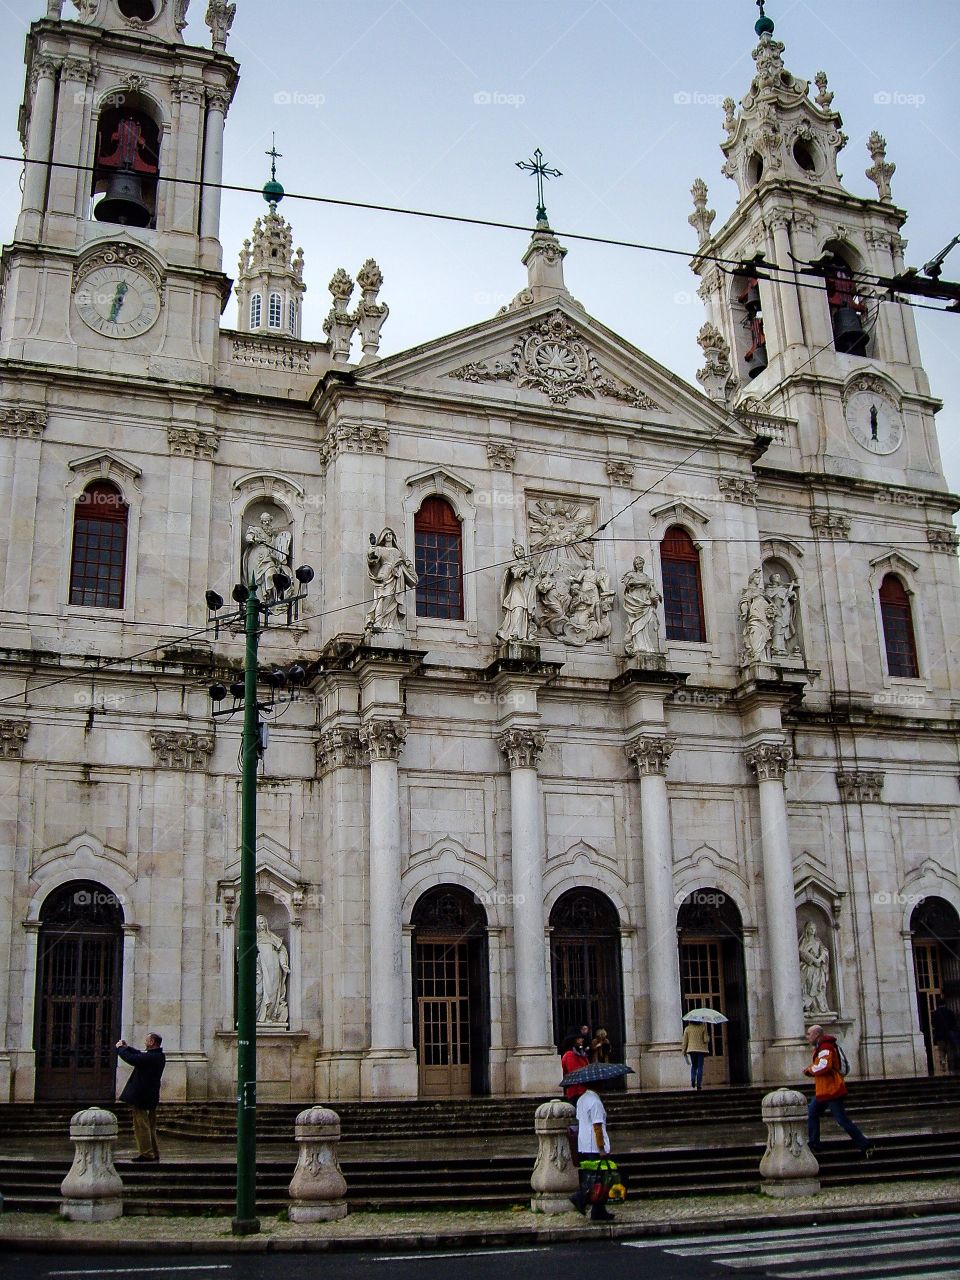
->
[60, 1107, 124, 1221]
[530, 1099, 579, 1213]
[759, 1087, 820, 1198]
[288, 1106, 348, 1222]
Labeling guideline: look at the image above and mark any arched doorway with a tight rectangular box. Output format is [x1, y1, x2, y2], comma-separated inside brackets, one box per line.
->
[411, 886, 490, 1097]
[35, 881, 124, 1101]
[911, 896, 960, 1075]
[549, 889, 625, 1063]
[677, 889, 750, 1085]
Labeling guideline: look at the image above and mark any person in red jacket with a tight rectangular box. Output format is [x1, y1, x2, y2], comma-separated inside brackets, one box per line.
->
[560, 1033, 590, 1100]
[803, 1024, 871, 1157]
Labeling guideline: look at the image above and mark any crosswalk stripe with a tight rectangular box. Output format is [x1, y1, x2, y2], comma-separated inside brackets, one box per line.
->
[713, 1242, 958, 1271]
[620, 1214, 960, 1251]
[663, 1222, 947, 1257]
[855, 1272, 960, 1280]
[778, 1257, 960, 1279]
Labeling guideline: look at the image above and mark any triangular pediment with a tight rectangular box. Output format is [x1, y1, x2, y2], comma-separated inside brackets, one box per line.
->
[358, 297, 754, 445]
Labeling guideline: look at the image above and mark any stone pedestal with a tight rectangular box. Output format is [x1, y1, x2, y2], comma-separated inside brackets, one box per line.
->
[530, 1099, 578, 1213]
[60, 1108, 124, 1222]
[506, 1048, 562, 1096]
[759, 1088, 820, 1198]
[639, 1043, 689, 1090]
[288, 1106, 349, 1222]
[360, 1048, 419, 1100]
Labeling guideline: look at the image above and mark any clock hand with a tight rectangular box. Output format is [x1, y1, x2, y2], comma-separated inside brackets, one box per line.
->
[108, 280, 129, 323]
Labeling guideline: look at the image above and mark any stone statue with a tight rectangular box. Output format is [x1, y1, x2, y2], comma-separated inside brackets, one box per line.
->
[739, 567, 775, 664]
[535, 569, 566, 637]
[562, 566, 615, 646]
[765, 572, 799, 658]
[497, 542, 539, 643]
[798, 920, 830, 1016]
[255, 914, 290, 1027]
[621, 555, 663, 656]
[242, 511, 292, 601]
[173, 0, 190, 30]
[364, 527, 418, 633]
[204, 0, 236, 50]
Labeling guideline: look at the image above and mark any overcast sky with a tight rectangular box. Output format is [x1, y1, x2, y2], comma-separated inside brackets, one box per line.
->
[1, 1, 958, 493]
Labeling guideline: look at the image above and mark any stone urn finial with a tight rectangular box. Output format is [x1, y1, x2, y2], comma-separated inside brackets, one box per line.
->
[60, 1107, 124, 1221]
[288, 1106, 348, 1221]
[530, 1099, 578, 1213]
[759, 1088, 820, 1198]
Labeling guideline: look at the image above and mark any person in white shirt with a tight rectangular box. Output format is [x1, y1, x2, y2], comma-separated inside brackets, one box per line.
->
[569, 1087, 615, 1222]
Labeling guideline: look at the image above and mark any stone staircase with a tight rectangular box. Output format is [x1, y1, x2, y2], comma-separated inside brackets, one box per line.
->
[0, 1130, 957, 1215]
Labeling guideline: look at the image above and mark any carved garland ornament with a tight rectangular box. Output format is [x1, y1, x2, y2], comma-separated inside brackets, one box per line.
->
[72, 243, 165, 302]
[150, 730, 214, 770]
[449, 310, 661, 411]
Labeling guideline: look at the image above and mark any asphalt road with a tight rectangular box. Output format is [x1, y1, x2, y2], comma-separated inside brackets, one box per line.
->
[2, 1216, 959, 1280]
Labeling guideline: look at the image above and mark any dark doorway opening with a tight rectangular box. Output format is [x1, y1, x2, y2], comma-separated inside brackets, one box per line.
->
[911, 896, 960, 1075]
[677, 889, 750, 1085]
[550, 888, 625, 1069]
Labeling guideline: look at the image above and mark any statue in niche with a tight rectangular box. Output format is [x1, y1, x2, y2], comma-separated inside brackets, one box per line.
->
[621, 555, 663, 656]
[738, 567, 775, 664]
[798, 919, 831, 1016]
[764, 571, 800, 658]
[497, 541, 539, 643]
[562, 566, 615, 646]
[242, 509, 293, 602]
[365, 527, 418, 633]
[255, 914, 290, 1027]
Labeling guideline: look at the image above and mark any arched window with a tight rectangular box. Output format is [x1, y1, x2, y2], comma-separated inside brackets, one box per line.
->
[91, 103, 161, 229]
[69, 481, 129, 609]
[288, 298, 298, 334]
[879, 573, 918, 677]
[824, 253, 869, 356]
[249, 293, 262, 329]
[660, 526, 705, 642]
[414, 496, 464, 619]
[268, 293, 282, 329]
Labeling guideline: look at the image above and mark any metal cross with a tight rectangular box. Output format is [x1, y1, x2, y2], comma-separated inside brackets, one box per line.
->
[266, 134, 282, 182]
[516, 148, 562, 223]
[756, 0, 767, 17]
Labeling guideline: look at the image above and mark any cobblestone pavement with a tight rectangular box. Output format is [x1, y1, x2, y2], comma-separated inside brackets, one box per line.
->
[0, 1179, 956, 1252]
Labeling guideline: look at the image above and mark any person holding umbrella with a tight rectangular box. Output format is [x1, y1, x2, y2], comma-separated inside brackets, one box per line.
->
[681, 1007, 727, 1091]
[561, 1060, 634, 1223]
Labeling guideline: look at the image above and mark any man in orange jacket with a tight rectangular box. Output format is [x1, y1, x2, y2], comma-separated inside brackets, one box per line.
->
[803, 1024, 872, 1157]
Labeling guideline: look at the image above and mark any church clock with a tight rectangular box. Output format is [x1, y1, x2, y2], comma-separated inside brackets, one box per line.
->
[75, 262, 162, 339]
[844, 388, 903, 455]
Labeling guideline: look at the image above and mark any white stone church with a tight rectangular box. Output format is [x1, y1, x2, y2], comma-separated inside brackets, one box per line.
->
[0, 0, 957, 1105]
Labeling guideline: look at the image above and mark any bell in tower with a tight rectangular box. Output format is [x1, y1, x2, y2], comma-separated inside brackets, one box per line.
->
[93, 108, 160, 228]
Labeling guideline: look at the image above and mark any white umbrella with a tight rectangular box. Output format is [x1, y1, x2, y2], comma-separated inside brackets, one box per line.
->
[683, 1007, 728, 1024]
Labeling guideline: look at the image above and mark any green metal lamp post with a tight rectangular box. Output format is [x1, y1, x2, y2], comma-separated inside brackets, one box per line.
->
[205, 565, 314, 1236]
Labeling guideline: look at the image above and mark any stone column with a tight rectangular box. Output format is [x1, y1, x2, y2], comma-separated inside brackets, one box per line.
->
[530, 1099, 578, 1213]
[358, 717, 416, 1098]
[746, 741, 806, 1076]
[625, 735, 686, 1089]
[769, 214, 804, 351]
[19, 56, 59, 235]
[498, 727, 557, 1093]
[200, 87, 230, 241]
[60, 1108, 123, 1221]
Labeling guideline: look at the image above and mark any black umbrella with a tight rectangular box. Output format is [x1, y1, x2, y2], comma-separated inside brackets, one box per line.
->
[560, 1061, 635, 1087]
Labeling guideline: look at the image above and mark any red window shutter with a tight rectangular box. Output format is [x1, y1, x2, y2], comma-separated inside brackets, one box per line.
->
[69, 481, 129, 609]
[879, 573, 918, 678]
[660, 526, 706, 643]
[414, 497, 464, 620]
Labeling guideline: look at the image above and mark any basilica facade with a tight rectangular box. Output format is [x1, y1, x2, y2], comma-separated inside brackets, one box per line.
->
[0, 0, 958, 1104]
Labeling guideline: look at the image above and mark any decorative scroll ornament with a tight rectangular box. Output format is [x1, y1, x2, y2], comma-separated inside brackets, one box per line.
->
[168, 426, 219, 459]
[696, 322, 736, 403]
[449, 310, 661, 411]
[927, 528, 960, 555]
[688, 178, 716, 246]
[315, 727, 363, 775]
[836, 770, 884, 803]
[624, 734, 674, 777]
[486, 441, 516, 470]
[72, 243, 164, 302]
[150, 730, 214, 770]
[809, 511, 851, 540]
[865, 131, 895, 202]
[497, 727, 546, 770]
[0, 405, 46, 438]
[0, 719, 30, 760]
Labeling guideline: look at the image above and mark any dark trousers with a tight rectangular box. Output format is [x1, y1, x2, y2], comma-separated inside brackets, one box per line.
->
[807, 1097, 868, 1152]
[689, 1052, 705, 1088]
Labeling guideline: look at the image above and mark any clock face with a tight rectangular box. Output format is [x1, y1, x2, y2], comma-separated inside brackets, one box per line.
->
[75, 265, 161, 338]
[844, 390, 903, 455]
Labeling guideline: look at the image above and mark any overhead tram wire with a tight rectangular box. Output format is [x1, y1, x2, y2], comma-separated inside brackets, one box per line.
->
[0, 152, 955, 315]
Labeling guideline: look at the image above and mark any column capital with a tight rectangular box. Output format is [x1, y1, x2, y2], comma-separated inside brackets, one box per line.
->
[316, 726, 363, 775]
[836, 769, 884, 803]
[0, 718, 30, 760]
[745, 740, 792, 782]
[498, 726, 545, 769]
[150, 729, 214, 771]
[359, 718, 406, 762]
[625, 734, 675, 777]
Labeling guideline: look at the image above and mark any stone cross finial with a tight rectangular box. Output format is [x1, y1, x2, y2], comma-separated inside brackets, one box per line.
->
[865, 131, 895, 202]
[689, 178, 716, 246]
[814, 71, 834, 110]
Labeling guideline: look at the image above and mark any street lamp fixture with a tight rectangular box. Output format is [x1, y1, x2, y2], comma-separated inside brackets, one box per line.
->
[201, 568, 314, 1236]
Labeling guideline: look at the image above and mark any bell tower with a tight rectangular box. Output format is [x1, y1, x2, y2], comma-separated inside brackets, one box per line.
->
[689, 5, 945, 488]
[235, 149, 306, 339]
[0, 0, 238, 380]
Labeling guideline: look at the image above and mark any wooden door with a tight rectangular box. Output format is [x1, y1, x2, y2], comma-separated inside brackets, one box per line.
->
[416, 938, 471, 1096]
[913, 939, 945, 1075]
[679, 940, 728, 1085]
